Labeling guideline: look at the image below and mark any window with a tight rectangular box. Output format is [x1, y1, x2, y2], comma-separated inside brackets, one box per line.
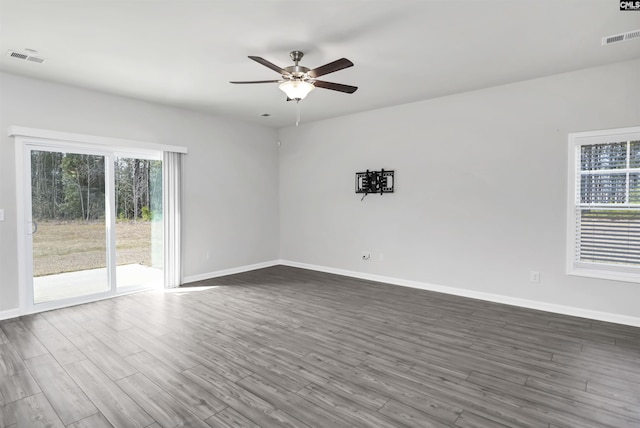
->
[567, 126, 640, 282]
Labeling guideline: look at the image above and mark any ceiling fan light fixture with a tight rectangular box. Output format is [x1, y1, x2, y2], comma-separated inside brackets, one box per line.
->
[279, 80, 314, 100]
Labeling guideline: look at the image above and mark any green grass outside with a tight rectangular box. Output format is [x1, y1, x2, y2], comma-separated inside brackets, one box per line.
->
[32, 220, 158, 276]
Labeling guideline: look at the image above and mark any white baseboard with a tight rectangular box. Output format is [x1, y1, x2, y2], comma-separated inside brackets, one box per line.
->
[279, 259, 640, 328]
[182, 260, 280, 284]
[0, 308, 22, 322]
[5, 259, 639, 328]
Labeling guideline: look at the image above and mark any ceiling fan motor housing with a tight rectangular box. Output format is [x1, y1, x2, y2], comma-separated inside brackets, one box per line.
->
[284, 65, 310, 79]
[289, 50, 304, 63]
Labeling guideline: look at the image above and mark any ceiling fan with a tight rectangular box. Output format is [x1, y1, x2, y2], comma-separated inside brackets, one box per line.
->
[230, 50, 358, 102]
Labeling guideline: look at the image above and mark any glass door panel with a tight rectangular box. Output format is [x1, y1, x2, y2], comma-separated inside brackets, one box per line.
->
[31, 150, 109, 304]
[114, 157, 163, 290]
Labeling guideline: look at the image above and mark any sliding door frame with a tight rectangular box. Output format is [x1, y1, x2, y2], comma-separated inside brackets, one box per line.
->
[11, 126, 187, 315]
[24, 143, 116, 311]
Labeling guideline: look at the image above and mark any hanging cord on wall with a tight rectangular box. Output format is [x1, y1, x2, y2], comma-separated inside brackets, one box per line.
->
[361, 192, 368, 202]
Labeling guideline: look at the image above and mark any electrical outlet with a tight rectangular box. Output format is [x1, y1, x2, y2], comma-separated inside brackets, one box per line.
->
[529, 271, 540, 283]
[362, 251, 371, 261]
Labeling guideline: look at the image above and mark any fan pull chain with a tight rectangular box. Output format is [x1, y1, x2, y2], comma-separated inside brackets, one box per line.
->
[296, 101, 301, 127]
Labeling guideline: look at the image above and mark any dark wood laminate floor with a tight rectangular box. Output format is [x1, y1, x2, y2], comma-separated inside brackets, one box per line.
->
[1, 265, 640, 427]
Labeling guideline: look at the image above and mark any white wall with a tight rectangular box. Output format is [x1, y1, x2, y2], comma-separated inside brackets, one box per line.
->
[0, 72, 279, 312]
[3, 59, 639, 323]
[278, 59, 640, 321]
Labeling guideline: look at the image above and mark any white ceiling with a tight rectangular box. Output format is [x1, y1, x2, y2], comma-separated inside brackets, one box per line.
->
[1, 1, 639, 128]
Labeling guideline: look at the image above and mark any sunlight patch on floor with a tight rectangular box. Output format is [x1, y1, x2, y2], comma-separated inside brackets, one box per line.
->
[163, 285, 219, 295]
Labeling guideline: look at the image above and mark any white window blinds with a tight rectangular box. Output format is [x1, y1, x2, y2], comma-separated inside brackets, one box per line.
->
[578, 210, 640, 265]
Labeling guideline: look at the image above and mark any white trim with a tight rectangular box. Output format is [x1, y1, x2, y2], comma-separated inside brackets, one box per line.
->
[568, 268, 640, 283]
[182, 260, 280, 284]
[0, 308, 22, 322]
[4, 259, 640, 327]
[566, 130, 577, 277]
[568, 125, 640, 142]
[7, 125, 188, 154]
[280, 260, 640, 328]
[14, 138, 28, 314]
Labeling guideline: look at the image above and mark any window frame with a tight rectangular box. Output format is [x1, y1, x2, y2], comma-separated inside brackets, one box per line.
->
[567, 125, 640, 283]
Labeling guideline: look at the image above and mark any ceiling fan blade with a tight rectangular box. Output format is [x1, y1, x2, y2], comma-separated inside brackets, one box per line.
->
[312, 80, 358, 94]
[307, 58, 354, 78]
[229, 80, 281, 84]
[248, 56, 291, 75]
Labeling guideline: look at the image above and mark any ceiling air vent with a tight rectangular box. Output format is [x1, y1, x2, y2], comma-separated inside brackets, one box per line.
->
[602, 29, 640, 46]
[7, 50, 45, 63]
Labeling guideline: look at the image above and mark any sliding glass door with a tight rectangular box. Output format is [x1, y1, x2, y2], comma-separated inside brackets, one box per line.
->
[25, 145, 163, 308]
[114, 156, 163, 289]
[31, 149, 109, 303]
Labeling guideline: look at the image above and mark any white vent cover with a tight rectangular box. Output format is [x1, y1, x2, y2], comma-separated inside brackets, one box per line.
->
[7, 50, 44, 63]
[602, 29, 640, 46]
